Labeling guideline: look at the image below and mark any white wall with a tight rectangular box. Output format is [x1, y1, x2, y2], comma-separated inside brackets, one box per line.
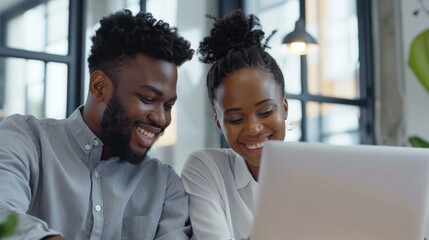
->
[397, 0, 429, 236]
[400, 0, 429, 142]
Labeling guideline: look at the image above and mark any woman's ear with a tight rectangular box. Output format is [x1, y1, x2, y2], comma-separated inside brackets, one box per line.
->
[283, 98, 289, 120]
[89, 70, 111, 102]
[214, 114, 223, 133]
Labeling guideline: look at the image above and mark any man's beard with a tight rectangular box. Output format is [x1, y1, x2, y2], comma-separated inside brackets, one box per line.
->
[100, 91, 150, 164]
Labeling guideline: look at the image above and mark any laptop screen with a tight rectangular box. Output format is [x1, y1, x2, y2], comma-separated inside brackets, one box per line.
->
[252, 141, 429, 240]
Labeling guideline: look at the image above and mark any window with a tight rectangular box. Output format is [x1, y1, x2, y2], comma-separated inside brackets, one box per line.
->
[0, 0, 146, 121]
[5, 0, 69, 55]
[0, 0, 71, 120]
[246, 0, 374, 145]
[0, 58, 68, 119]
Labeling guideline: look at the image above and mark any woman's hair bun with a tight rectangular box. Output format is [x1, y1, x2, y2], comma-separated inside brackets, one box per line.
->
[198, 9, 267, 64]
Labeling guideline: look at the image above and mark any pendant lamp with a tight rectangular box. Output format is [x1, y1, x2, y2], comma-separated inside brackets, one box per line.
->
[282, 0, 318, 55]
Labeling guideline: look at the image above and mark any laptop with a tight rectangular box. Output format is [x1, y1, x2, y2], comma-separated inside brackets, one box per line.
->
[251, 141, 429, 240]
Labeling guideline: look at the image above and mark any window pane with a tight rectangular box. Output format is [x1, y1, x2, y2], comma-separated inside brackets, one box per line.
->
[253, 0, 302, 95]
[146, 0, 178, 26]
[4, 0, 69, 55]
[46, 0, 69, 54]
[126, 0, 140, 13]
[2, 58, 44, 117]
[306, 102, 360, 145]
[0, 57, 68, 120]
[306, 0, 360, 99]
[46, 62, 68, 119]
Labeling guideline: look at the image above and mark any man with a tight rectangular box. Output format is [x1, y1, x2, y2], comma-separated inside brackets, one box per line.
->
[0, 9, 194, 239]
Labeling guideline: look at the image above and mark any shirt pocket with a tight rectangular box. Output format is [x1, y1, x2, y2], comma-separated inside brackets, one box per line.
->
[123, 215, 158, 240]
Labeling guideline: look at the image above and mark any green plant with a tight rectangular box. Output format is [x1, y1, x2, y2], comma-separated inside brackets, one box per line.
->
[409, 136, 429, 148]
[408, 29, 429, 148]
[0, 213, 18, 239]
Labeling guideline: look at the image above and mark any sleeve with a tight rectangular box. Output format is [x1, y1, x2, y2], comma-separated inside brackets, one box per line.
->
[0, 116, 61, 240]
[181, 151, 234, 240]
[154, 166, 192, 240]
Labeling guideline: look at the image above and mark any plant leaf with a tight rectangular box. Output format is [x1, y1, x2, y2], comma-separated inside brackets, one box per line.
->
[409, 136, 429, 148]
[408, 29, 429, 93]
[0, 213, 18, 239]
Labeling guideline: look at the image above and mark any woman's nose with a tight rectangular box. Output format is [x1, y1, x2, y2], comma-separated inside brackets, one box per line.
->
[245, 116, 263, 135]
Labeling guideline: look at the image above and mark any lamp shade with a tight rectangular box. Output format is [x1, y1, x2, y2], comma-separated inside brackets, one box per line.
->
[282, 19, 318, 55]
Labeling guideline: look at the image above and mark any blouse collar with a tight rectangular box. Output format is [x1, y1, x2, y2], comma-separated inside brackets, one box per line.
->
[234, 152, 257, 189]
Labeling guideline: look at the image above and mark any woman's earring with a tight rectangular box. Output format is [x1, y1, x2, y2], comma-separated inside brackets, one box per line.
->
[286, 123, 293, 131]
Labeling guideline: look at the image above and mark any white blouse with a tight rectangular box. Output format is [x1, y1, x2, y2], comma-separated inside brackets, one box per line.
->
[181, 148, 258, 240]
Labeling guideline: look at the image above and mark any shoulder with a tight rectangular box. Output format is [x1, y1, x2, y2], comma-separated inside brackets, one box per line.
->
[192, 148, 234, 157]
[141, 156, 172, 173]
[0, 115, 46, 166]
[140, 157, 186, 196]
[182, 148, 237, 178]
[1, 114, 65, 134]
[188, 148, 236, 164]
[187, 147, 232, 164]
[1, 114, 39, 128]
[0, 114, 43, 142]
[140, 156, 180, 181]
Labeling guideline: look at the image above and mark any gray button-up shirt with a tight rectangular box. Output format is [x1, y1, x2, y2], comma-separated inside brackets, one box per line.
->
[0, 108, 191, 240]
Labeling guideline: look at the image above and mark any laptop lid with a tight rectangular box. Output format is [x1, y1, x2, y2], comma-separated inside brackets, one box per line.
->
[252, 141, 429, 240]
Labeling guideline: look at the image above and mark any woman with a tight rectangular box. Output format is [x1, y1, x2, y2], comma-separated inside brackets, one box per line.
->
[181, 9, 288, 240]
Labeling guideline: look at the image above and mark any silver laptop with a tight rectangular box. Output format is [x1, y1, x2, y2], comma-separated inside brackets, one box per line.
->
[252, 141, 429, 240]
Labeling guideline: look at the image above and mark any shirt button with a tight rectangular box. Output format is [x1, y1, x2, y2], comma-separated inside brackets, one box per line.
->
[94, 140, 99, 146]
[85, 144, 91, 150]
[95, 205, 102, 212]
[94, 171, 99, 178]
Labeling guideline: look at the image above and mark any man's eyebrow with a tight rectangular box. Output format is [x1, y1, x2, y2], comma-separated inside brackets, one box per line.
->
[140, 85, 177, 102]
[140, 85, 163, 96]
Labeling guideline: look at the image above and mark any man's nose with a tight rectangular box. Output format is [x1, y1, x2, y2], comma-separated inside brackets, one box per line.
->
[148, 106, 167, 127]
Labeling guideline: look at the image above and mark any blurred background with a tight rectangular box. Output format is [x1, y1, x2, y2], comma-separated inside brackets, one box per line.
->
[0, 0, 428, 174]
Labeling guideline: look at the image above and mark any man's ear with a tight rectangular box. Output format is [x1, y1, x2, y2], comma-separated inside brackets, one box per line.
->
[89, 70, 111, 101]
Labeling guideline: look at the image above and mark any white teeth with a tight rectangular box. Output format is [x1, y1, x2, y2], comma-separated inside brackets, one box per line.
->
[246, 141, 266, 150]
[137, 127, 155, 139]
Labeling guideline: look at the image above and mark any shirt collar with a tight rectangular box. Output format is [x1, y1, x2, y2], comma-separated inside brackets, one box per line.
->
[67, 106, 103, 154]
[234, 152, 256, 189]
